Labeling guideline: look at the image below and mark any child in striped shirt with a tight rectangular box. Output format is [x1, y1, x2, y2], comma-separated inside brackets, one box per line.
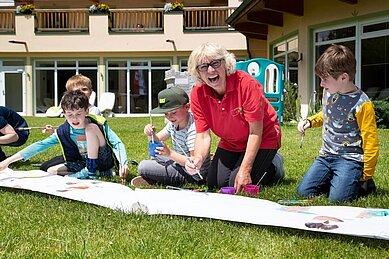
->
[132, 87, 210, 187]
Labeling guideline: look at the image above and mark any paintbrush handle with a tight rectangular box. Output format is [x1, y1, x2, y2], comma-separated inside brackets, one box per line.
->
[17, 127, 42, 131]
[17, 125, 58, 131]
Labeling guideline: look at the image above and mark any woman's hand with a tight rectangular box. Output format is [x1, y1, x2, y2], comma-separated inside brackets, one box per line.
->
[234, 169, 252, 193]
[297, 119, 310, 135]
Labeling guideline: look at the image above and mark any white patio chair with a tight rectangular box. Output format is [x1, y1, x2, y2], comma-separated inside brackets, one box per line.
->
[89, 91, 96, 105]
[98, 92, 115, 117]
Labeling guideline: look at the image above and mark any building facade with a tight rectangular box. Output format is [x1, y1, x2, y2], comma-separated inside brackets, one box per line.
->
[227, 0, 389, 117]
[0, 0, 247, 116]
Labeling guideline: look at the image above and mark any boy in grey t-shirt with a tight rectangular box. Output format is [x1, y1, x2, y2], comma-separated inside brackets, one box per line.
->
[132, 87, 210, 187]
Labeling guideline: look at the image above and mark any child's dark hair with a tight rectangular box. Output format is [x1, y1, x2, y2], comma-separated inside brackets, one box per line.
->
[315, 44, 356, 81]
[61, 90, 89, 111]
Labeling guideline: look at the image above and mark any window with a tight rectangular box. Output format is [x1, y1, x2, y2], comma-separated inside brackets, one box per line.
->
[35, 60, 98, 114]
[107, 60, 171, 115]
[272, 36, 299, 85]
[314, 16, 389, 102]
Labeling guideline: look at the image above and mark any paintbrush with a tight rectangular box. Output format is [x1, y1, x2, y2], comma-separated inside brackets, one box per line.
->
[299, 119, 310, 148]
[118, 145, 125, 185]
[149, 110, 154, 143]
[175, 140, 203, 180]
[277, 199, 314, 205]
[299, 91, 316, 149]
[299, 134, 305, 148]
[256, 171, 267, 186]
[17, 126, 57, 131]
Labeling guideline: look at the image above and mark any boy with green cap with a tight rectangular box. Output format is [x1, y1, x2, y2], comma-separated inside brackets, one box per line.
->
[131, 87, 210, 187]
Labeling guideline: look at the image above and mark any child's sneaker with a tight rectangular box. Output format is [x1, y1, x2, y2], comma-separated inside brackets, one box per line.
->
[272, 153, 285, 181]
[130, 176, 156, 187]
[66, 167, 96, 179]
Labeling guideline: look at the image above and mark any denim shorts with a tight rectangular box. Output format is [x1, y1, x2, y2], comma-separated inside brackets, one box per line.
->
[296, 155, 363, 203]
[66, 145, 115, 172]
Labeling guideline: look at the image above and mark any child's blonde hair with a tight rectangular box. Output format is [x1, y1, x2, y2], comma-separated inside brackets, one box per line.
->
[65, 74, 92, 94]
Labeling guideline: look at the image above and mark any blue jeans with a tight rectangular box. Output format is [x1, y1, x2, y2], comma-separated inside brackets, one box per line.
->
[297, 156, 363, 203]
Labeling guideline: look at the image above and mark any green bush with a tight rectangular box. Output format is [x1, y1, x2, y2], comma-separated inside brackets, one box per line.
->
[283, 82, 299, 122]
[373, 100, 389, 129]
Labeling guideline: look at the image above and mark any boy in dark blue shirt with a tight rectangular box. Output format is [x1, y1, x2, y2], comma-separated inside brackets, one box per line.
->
[0, 106, 29, 162]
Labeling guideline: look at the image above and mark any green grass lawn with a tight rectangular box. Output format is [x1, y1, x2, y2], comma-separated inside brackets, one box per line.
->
[0, 116, 388, 258]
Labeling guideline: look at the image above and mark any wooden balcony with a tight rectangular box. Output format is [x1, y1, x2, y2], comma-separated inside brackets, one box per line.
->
[35, 9, 89, 32]
[110, 8, 163, 32]
[184, 6, 235, 30]
[0, 9, 15, 33]
[0, 7, 235, 33]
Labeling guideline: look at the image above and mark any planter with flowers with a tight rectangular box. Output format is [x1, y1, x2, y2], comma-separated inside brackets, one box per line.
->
[89, 2, 110, 15]
[163, 1, 184, 14]
[15, 3, 35, 15]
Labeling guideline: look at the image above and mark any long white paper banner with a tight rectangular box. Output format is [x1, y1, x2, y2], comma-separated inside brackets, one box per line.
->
[0, 169, 388, 240]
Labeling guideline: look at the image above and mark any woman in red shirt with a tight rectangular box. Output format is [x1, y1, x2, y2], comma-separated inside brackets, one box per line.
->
[186, 42, 284, 193]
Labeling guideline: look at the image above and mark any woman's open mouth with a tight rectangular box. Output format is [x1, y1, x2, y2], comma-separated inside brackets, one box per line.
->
[208, 75, 219, 84]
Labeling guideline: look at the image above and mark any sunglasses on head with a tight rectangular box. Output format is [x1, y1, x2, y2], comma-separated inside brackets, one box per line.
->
[196, 59, 223, 72]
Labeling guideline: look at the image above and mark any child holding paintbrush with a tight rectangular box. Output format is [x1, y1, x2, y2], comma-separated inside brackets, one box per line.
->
[297, 45, 379, 202]
[0, 90, 129, 179]
[132, 87, 211, 187]
[0, 106, 29, 162]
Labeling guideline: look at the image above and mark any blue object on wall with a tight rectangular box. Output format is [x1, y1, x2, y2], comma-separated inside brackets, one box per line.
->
[236, 58, 285, 124]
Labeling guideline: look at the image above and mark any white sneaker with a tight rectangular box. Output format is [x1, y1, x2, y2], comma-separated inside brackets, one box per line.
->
[272, 153, 285, 181]
[130, 176, 156, 187]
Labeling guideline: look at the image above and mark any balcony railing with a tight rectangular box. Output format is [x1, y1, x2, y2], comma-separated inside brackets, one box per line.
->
[184, 6, 235, 30]
[35, 9, 89, 32]
[110, 8, 163, 32]
[0, 7, 235, 33]
[0, 9, 15, 33]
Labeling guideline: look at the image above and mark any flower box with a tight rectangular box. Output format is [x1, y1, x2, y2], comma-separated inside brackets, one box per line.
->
[15, 4, 35, 15]
[164, 2, 184, 13]
[89, 3, 110, 14]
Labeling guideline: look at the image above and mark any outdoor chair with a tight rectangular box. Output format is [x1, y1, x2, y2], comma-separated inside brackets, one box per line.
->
[98, 92, 115, 117]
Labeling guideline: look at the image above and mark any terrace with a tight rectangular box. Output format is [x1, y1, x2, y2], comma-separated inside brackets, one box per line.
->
[0, 6, 235, 33]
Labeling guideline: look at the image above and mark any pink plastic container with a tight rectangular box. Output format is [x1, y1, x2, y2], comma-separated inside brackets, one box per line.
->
[244, 184, 260, 196]
[220, 186, 236, 195]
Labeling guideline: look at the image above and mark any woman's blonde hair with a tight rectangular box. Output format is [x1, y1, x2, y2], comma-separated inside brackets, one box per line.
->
[188, 42, 236, 84]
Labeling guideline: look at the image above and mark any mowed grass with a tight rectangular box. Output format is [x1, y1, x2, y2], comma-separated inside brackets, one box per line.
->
[0, 116, 388, 258]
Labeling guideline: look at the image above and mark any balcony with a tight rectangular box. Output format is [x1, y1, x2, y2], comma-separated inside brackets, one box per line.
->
[0, 9, 14, 33]
[0, 6, 235, 33]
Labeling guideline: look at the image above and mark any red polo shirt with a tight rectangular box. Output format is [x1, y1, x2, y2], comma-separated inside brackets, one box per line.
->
[190, 70, 281, 152]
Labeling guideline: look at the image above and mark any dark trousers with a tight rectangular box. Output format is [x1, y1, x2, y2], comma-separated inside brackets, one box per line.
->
[207, 147, 277, 189]
[40, 155, 65, 171]
[0, 133, 29, 162]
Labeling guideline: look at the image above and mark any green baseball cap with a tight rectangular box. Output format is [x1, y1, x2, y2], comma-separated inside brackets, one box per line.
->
[151, 87, 189, 114]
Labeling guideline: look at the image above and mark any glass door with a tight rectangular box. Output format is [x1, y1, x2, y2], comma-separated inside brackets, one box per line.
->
[0, 68, 25, 113]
